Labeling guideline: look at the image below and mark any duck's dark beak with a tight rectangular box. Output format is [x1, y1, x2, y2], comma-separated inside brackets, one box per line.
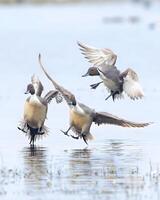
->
[82, 72, 89, 77]
[24, 90, 29, 94]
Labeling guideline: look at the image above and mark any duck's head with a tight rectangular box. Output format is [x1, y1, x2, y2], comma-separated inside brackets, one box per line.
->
[82, 67, 100, 77]
[25, 84, 35, 95]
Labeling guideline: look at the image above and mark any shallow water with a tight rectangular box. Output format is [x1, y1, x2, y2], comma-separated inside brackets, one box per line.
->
[0, 2, 160, 200]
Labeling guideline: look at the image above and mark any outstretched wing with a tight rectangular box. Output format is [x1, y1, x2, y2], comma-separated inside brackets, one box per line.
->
[93, 112, 151, 128]
[120, 68, 144, 100]
[31, 75, 44, 96]
[44, 90, 63, 104]
[78, 41, 117, 66]
[38, 54, 76, 106]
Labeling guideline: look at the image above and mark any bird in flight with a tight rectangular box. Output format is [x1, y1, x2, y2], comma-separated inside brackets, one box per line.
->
[78, 42, 144, 101]
[38, 54, 150, 145]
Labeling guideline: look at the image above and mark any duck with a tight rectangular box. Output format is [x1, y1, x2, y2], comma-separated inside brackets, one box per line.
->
[78, 42, 144, 101]
[18, 75, 62, 146]
[38, 54, 151, 145]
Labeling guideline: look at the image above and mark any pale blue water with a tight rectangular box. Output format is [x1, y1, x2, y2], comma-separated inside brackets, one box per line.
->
[0, 2, 160, 200]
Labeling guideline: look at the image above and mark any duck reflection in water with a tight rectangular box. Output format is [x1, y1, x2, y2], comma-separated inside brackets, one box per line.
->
[69, 148, 92, 178]
[68, 140, 143, 195]
[22, 146, 49, 194]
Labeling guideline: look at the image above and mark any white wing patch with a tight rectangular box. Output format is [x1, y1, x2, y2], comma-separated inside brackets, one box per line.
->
[123, 76, 144, 100]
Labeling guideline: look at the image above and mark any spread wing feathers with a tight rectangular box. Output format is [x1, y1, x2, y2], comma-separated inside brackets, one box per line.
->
[31, 75, 44, 96]
[38, 54, 76, 105]
[78, 41, 117, 66]
[44, 90, 63, 104]
[121, 68, 144, 100]
[93, 112, 151, 128]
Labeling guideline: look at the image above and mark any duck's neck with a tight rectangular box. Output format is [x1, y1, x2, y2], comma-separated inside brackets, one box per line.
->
[29, 93, 41, 104]
[72, 103, 85, 115]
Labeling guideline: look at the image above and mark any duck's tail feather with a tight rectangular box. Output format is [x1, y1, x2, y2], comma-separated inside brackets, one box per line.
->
[84, 133, 94, 142]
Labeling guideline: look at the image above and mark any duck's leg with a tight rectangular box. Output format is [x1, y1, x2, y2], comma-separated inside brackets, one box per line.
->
[75, 132, 88, 145]
[105, 94, 112, 101]
[82, 135, 88, 145]
[17, 121, 28, 133]
[60, 126, 72, 137]
[90, 81, 103, 89]
[17, 126, 27, 133]
[105, 91, 119, 101]
[70, 134, 88, 144]
[80, 124, 91, 145]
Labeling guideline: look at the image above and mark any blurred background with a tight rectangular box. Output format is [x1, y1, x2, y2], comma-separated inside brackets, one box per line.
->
[0, 0, 159, 3]
[0, 0, 160, 200]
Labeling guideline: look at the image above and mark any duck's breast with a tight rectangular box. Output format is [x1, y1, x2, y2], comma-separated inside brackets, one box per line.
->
[99, 66, 121, 91]
[102, 76, 119, 91]
[24, 97, 47, 129]
[70, 108, 91, 131]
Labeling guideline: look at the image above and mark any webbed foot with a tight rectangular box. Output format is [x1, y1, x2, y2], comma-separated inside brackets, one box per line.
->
[17, 126, 27, 133]
[60, 130, 70, 137]
[90, 81, 103, 89]
[71, 135, 79, 140]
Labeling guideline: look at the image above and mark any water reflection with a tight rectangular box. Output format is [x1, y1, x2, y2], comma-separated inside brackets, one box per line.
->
[69, 148, 92, 178]
[18, 140, 160, 199]
[66, 140, 144, 198]
[22, 146, 49, 195]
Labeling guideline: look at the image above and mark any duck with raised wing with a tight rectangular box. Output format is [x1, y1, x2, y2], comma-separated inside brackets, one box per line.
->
[18, 75, 62, 146]
[38, 54, 150, 145]
[78, 42, 144, 101]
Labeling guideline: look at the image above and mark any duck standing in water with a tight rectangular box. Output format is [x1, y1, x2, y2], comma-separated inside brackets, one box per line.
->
[78, 42, 144, 101]
[18, 75, 62, 146]
[38, 54, 150, 145]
